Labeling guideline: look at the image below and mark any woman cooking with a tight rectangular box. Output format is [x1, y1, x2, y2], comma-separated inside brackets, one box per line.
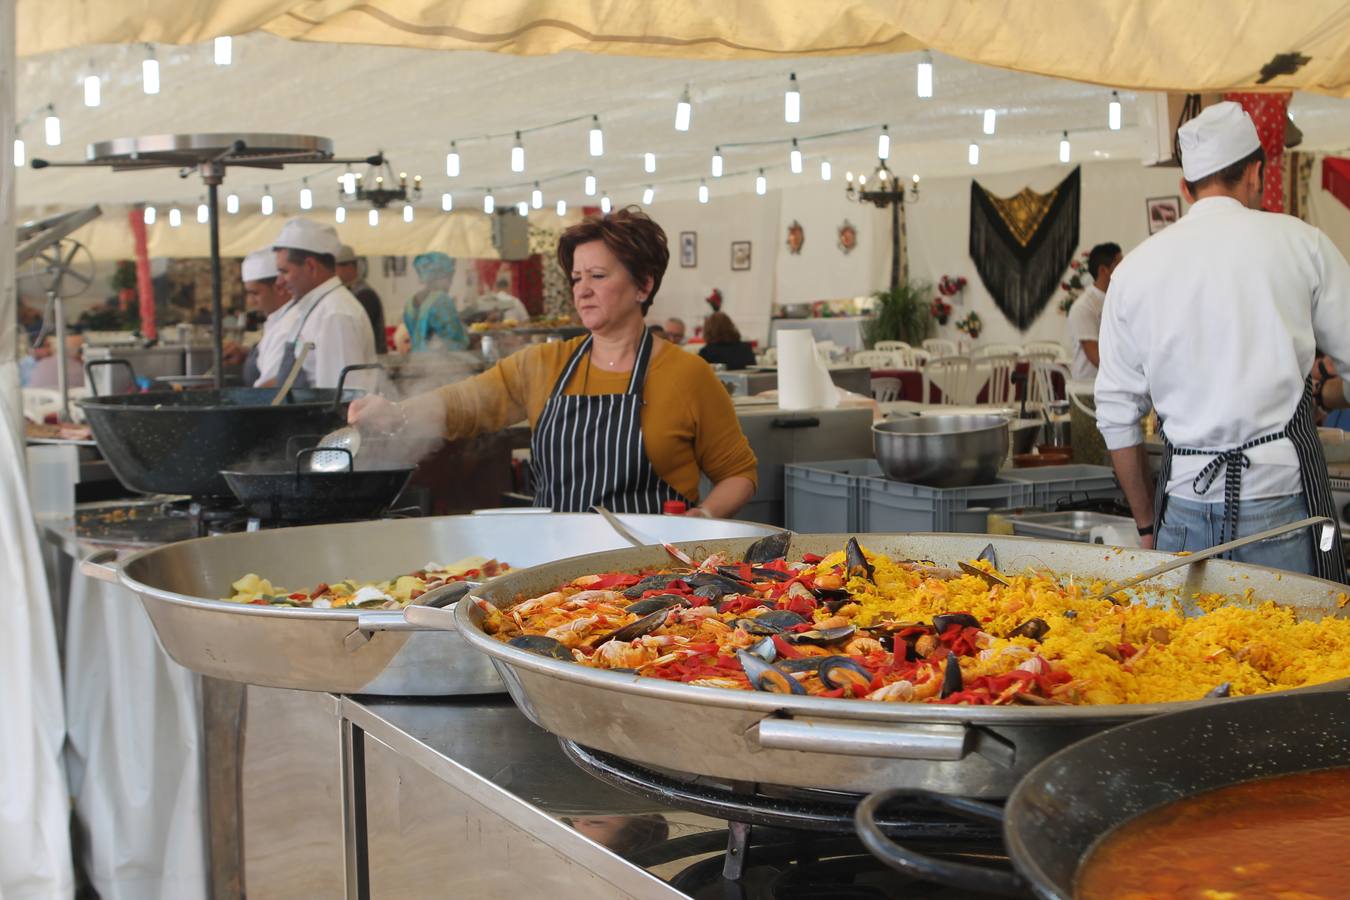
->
[350, 208, 758, 517]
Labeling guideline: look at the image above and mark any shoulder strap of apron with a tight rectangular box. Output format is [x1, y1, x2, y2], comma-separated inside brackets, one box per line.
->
[547, 335, 594, 397]
[290, 283, 340, 340]
[626, 327, 656, 397]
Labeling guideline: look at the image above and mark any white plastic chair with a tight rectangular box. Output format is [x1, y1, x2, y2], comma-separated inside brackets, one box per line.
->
[1023, 340, 1069, 363]
[886, 346, 928, 369]
[851, 350, 900, 370]
[975, 343, 1022, 358]
[873, 340, 911, 354]
[1029, 361, 1072, 408]
[870, 376, 903, 403]
[922, 356, 975, 405]
[909, 348, 931, 367]
[974, 354, 1018, 405]
[922, 338, 958, 357]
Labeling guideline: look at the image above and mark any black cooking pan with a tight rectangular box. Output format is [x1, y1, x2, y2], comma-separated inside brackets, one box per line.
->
[221, 448, 414, 522]
[79, 361, 378, 498]
[856, 688, 1350, 898]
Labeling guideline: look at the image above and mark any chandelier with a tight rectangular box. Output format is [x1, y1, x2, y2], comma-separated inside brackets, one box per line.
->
[340, 153, 422, 209]
[844, 159, 919, 207]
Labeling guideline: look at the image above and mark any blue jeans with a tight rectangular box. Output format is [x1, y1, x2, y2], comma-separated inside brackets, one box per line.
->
[1157, 493, 1316, 576]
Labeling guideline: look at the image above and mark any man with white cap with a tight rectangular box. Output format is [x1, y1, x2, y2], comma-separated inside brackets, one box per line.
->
[1095, 100, 1350, 580]
[336, 244, 387, 355]
[237, 247, 295, 387]
[272, 218, 376, 390]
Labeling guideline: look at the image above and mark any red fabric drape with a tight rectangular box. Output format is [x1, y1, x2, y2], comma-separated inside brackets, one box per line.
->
[1225, 92, 1290, 212]
[475, 259, 504, 293]
[508, 256, 544, 315]
[1322, 158, 1350, 212]
[127, 208, 156, 340]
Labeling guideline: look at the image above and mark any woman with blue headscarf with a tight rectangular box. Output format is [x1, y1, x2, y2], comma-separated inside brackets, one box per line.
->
[402, 252, 468, 352]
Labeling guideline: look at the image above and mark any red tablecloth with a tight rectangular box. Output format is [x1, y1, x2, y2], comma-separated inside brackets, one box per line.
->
[870, 362, 1064, 404]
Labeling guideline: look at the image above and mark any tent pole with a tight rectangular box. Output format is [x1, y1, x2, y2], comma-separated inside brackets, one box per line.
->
[206, 182, 224, 389]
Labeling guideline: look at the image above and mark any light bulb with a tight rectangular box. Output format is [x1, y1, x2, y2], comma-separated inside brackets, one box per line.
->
[820, 160, 832, 181]
[441, 192, 453, 212]
[197, 203, 209, 224]
[531, 184, 543, 209]
[675, 87, 692, 132]
[214, 35, 232, 66]
[912, 173, 921, 185]
[13, 137, 24, 168]
[878, 168, 889, 180]
[845, 170, 854, 182]
[517, 201, 529, 217]
[858, 174, 867, 185]
[600, 194, 612, 214]
[983, 108, 996, 135]
[698, 180, 709, 204]
[589, 115, 604, 156]
[43, 108, 60, 147]
[511, 132, 525, 172]
[341, 172, 356, 195]
[369, 208, 379, 227]
[335, 206, 346, 223]
[644, 152, 656, 173]
[968, 143, 980, 166]
[143, 205, 156, 225]
[917, 51, 933, 98]
[789, 139, 803, 174]
[584, 174, 597, 196]
[711, 147, 723, 178]
[1059, 131, 1071, 163]
[403, 203, 414, 223]
[556, 199, 567, 216]
[84, 74, 101, 107]
[755, 170, 766, 196]
[642, 186, 654, 205]
[299, 184, 313, 210]
[877, 125, 890, 161]
[226, 193, 239, 214]
[260, 191, 274, 215]
[446, 143, 460, 177]
[143, 53, 160, 94]
[1108, 91, 1122, 131]
[169, 207, 182, 227]
[785, 72, 801, 124]
[484, 192, 495, 214]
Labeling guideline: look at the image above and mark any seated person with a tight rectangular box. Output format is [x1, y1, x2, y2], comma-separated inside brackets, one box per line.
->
[698, 312, 756, 370]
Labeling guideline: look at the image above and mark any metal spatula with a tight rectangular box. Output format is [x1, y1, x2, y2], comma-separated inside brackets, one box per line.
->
[592, 504, 697, 567]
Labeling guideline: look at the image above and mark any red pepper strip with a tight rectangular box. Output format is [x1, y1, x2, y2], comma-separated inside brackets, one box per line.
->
[819, 687, 846, 699]
[787, 622, 814, 633]
[801, 553, 824, 564]
[761, 559, 791, 574]
[465, 569, 480, 578]
[249, 599, 269, 605]
[288, 592, 307, 600]
[587, 573, 643, 590]
[1118, 642, 1138, 658]
[771, 634, 803, 659]
[719, 596, 765, 615]
[685, 642, 719, 654]
[781, 594, 818, 617]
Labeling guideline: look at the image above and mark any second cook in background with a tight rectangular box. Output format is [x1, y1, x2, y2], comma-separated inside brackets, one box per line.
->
[350, 208, 758, 517]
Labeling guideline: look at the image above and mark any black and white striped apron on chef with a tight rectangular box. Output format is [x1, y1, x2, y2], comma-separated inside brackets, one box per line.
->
[530, 327, 690, 514]
[1153, 379, 1346, 583]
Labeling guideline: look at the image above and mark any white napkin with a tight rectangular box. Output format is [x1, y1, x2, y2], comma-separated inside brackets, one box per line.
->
[777, 330, 841, 410]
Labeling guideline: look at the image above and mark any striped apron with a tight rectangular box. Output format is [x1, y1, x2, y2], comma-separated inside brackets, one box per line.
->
[1153, 379, 1346, 583]
[530, 328, 689, 514]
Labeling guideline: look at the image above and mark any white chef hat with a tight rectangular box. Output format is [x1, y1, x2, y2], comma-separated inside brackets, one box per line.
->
[336, 243, 358, 264]
[273, 217, 341, 258]
[1178, 101, 1262, 182]
[241, 247, 278, 283]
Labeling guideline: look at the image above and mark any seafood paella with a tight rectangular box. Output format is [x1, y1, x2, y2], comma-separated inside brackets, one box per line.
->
[229, 556, 508, 609]
[477, 533, 1350, 706]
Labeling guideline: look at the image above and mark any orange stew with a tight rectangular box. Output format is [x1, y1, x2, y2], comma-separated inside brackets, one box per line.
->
[1077, 767, 1350, 899]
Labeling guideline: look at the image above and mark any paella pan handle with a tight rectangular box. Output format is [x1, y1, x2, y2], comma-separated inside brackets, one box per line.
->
[332, 363, 384, 409]
[83, 359, 138, 397]
[855, 788, 1027, 897]
[755, 718, 978, 763]
[78, 548, 121, 583]
[296, 447, 352, 475]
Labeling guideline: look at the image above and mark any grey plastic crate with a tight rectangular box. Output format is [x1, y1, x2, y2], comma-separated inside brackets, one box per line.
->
[1003, 465, 1120, 508]
[858, 476, 1036, 534]
[784, 459, 882, 533]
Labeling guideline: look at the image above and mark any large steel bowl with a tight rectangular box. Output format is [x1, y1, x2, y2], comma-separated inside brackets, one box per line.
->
[873, 414, 1009, 486]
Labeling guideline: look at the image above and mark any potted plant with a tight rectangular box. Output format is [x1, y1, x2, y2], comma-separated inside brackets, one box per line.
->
[864, 279, 934, 348]
[111, 260, 137, 311]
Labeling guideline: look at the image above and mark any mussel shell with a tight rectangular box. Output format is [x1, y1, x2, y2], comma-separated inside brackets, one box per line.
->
[776, 657, 827, 674]
[588, 607, 670, 648]
[811, 586, 852, 603]
[784, 625, 857, 646]
[933, 613, 981, 633]
[977, 542, 999, 568]
[1206, 682, 1232, 698]
[744, 530, 793, 564]
[625, 595, 692, 616]
[1006, 617, 1050, 641]
[755, 609, 810, 631]
[508, 635, 573, 661]
[736, 649, 807, 694]
[623, 574, 679, 599]
[817, 656, 874, 690]
[845, 537, 875, 582]
[750, 566, 793, 582]
[686, 572, 752, 600]
[748, 636, 777, 662]
[940, 655, 964, 699]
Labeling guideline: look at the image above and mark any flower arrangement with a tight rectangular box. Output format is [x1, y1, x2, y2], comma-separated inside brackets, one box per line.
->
[931, 296, 952, 325]
[938, 274, 968, 297]
[955, 310, 983, 340]
[705, 288, 723, 312]
[1057, 251, 1091, 315]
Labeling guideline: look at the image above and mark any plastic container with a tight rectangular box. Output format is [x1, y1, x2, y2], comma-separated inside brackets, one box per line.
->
[784, 459, 882, 533]
[1003, 465, 1119, 508]
[857, 475, 1035, 534]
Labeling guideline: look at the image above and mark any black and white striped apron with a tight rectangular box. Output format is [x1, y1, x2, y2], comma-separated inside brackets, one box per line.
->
[530, 328, 689, 514]
[1153, 379, 1346, 583]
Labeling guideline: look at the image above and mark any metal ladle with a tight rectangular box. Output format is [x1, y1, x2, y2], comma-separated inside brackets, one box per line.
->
[592, 505, 697, 567]
[308, 425, 361, 473]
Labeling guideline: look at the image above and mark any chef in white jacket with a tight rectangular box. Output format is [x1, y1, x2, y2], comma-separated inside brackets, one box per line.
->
[239, 247, 295, 387]
[1095, 101, 1350, 581]
[272, 218, 376, 390]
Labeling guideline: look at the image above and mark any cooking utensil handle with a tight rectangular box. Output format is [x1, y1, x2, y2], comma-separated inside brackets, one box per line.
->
[270, 342, 312, 406]
[413, 581, 474, 609]
[402, 604, 459, 631]
[83, 358, 137, 397]
[592, 505, 647, 549]
[755, 718, 971, 761]
[332, 363, 384, 408]
[78, 548, 121, 583]
[855, 788, 1026, 896]
[343, 609, 442, 651]
[770, 416, 820, 429]
[1099, 516, 1336, 600]
[296, 447, 352, 474]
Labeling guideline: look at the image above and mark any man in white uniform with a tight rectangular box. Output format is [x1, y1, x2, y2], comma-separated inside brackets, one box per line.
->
[238, 247, 295, 387]
[272, 219, 377, 390]
[1095, 101, 1350, 581]
[1066, 242, 1122, 380]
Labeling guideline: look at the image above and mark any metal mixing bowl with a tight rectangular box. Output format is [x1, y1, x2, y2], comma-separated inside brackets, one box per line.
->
[872, 414, 1010, 486]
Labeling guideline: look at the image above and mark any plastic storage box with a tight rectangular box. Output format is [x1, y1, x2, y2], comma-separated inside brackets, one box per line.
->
[784, 459, 880, 533]
[1003, 465, 1119, 508]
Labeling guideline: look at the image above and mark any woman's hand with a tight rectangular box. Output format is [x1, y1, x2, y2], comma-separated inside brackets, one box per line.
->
[684, 507, 711, 518]
[348, 394, 405, 433]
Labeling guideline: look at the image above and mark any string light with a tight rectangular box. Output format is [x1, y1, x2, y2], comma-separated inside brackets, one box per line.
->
[299, 180, 313, 210]
[983, 109, 996, 135]
[369, 208, 379, 227]
[214, 36, 232, 66]
[755, 169, 767, 195]
[1059, 130, 1071, 163]
[968, 143, 980, 166]
[916, 51, 933, 98]
[642, 185, 654, 204]
[168, 207, 182, 227]
[1108, 91, 1122, 131]
[403, 203, 414, 223]
[531, 183, 543, 209]
[588, 115, 604, 156]
[644, 152, 656, 173]
[600, 194, 612, 214]
[711, 147, 724, 178]
[785, 72, 801, 124]
[698, 180, 709, 204]
[556, 199, 567, 216]
[226, 193, 239, 214]
[260, 187, 274, 216]
[789, 138, 803, 174]
[674, 86, 692, 132]
[13, 134, 24, 168]
[484, 190, 495, 214]
[584, 173, 597, 196]
[446, 142, 460, 177]
[143, 45, 160, 94]
[143, 205, 156, 225]
[511, 131, 525, 173]
[820, 160, 832, 181]
[441, 192, 453, 212]
[335, 205, 346, 223]
[517, 201, 529, 216]
[197, 202, 209, 224]
[341, 170, 356, 195]
[83, 72, 101, 107]
[43, 105, 60, 146]
[877, 125, 890, 160]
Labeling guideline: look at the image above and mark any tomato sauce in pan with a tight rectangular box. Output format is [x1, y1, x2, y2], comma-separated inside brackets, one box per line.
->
[1076, 767, 1350, 899]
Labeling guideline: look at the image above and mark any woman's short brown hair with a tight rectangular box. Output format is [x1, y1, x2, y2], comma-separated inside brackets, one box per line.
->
[703, 311, 741, 344]
[557, 206, 669, 314]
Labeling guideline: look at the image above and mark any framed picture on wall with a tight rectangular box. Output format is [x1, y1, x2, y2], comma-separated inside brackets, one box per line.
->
[1146, 196, 1181, 234]
[731, 241, 752, 271]
[679, 231, 698, 268]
